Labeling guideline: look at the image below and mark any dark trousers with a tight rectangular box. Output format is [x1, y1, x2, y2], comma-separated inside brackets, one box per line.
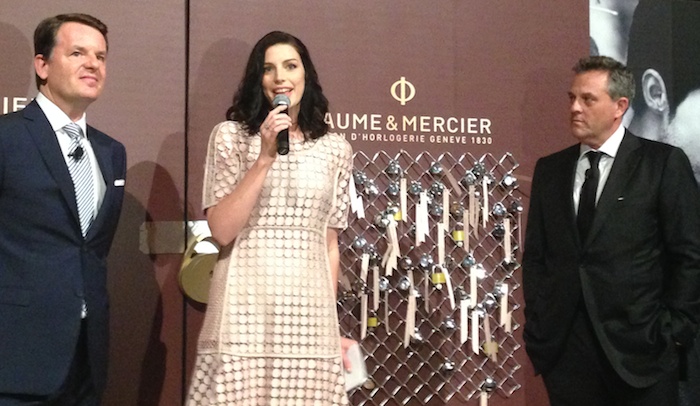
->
[679, 334, 700, 406]
[543, 305, 679, 406]
[0, 322, 99, 406]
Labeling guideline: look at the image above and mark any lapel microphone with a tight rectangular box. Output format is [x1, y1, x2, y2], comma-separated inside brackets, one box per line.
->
[69, 146, 85, 161]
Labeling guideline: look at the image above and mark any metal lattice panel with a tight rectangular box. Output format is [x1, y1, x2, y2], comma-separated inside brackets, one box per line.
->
[338, 151, 523, 405]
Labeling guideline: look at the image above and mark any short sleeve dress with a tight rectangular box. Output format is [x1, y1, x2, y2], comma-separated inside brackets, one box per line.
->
[187, 121, 353, 406]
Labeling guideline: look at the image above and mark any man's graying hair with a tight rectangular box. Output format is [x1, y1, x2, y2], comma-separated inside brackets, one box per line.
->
[573, 56, 635, 101]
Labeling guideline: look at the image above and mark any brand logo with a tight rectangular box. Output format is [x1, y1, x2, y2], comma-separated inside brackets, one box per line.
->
[325, 77, 494, 146]
[2, 96, 29, 114]
[391, 77, 415, 106]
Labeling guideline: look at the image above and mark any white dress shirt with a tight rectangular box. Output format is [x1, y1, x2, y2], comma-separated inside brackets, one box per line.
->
[35, 93, 106, 215]
[573, 124, 626, 213]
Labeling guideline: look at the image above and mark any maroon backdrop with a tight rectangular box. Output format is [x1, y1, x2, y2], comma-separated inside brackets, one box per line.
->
[0, 1, 589, 405]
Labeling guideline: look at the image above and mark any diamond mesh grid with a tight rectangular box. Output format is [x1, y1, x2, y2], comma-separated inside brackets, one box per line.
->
[338, 151, 523, 405]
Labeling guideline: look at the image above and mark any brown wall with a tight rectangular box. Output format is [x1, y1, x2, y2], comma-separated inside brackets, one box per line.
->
[0, 1, 587, 405]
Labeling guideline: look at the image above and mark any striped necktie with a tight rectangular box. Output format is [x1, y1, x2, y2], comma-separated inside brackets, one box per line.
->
[64, 122, 95, 237]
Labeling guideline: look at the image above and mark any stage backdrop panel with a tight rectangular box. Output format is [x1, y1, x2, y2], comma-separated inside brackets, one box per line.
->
[0, 1, 588, 404]
[187, 2, 586, 406]
[187, 0, 587, 220]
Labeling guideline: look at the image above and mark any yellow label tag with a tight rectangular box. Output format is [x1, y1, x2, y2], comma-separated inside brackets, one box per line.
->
[431, 272, 446, 284]
[452, 230, 465, 242]
[367, 317, 378, 327]
[482, 341, 499, 355]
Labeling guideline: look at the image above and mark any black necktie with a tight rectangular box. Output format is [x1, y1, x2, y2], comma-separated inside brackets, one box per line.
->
[577, 151, 602, 241]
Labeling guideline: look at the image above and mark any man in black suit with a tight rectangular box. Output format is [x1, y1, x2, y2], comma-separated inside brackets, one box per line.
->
[523, 55, 700, 405]
[0, 14, 126, 405]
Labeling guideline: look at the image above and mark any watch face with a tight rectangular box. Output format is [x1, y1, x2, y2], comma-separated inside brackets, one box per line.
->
[385, 160, 402, 177]
[461, 170, 478, 187]
[429, 202, 443, 217]
[430, 181, 445, 198]
[441, 360, 456, 373]
[482, 377, 497, 392]
[409, 180, 423, 196]
[509, 199, 523, 214]
[442, 317, 457, 331]
[450, 202, 464, 217]
[502, 173, 518, 189]
[353, 169, 367, 186]
[472, 162, 486, 179]
[492, 202, 507, 218]
[429, 161, 443, 175]
[399, 256, 413, 271]
[397, 275, 411, 291]
[352, 236, 367, 250]
[461, 254, 476, 268]
[418, 253, 433, 270]
[373, 214, 388, 229]
[483, 293, 497, 311]
[365, 179, 380, 197]
[387, 180, 400, 196]
[410, 328, 424, 344]
[492, 223, 506, 239]
[378, 277, 391, 292]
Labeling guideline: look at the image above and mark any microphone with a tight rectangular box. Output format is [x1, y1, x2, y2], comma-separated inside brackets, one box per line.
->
[272, 94, 290, 155]
[69, 146, 84, 161]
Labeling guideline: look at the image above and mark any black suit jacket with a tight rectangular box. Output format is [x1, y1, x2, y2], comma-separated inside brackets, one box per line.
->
[0, 100, 126, 396]
[523, 130, 700, 388]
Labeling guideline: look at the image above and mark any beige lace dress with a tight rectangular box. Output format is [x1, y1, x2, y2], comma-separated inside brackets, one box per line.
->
[187, 121, 353, 406]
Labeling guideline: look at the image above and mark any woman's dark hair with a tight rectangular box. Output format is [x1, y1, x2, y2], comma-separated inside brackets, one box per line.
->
[226, 31, 329, 139]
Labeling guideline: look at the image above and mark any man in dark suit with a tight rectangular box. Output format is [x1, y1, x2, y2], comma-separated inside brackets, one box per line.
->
[523, 55, 700, 405]
[0, 14, 126, 405]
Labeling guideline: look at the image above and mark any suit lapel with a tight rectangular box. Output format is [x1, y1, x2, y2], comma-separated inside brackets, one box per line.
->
[545, 145, 582, 246]
[84, 126, 114, 240]
[559, 146, 581, 234]
[22, 102, 82, 229]
[585, 132, 642, 244]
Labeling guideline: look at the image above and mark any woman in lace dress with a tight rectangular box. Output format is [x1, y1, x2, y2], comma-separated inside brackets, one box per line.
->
[187, 31, 356, 405]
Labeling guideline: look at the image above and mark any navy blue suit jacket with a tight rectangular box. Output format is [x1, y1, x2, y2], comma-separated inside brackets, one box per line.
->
[0, 100, 126, 396]
[523, 131, 700, 388]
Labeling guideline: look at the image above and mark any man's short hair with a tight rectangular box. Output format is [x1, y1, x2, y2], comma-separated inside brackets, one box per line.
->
[573, 55, 635, 101]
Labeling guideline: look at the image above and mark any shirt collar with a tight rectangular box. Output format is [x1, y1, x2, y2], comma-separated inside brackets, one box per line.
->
[35, 92, 88, 136]
[579, 123, 625, 159]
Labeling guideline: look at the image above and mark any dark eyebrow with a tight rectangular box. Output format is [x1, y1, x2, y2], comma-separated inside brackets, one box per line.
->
[72, 45, 107, 56]
[263, 58, 300, 66]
